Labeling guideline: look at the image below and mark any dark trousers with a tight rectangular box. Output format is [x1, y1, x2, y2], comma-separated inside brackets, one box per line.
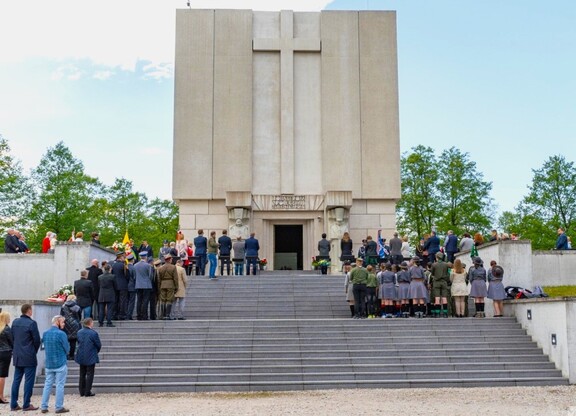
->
[219, 256, 231, 275]
[114, 290, 128, 319]
[99, 301, 114, 324]
[79, 364, 95, 396]
[446, 251, 456, 263]
[136, 289, 151, 320]
[68, 338, 77, 358]
[149, 290, 158, 320]
[195, 254, 207, 275]
[10, 365, 36, 409]
[246, 257, 258, 275]
[366, 287, 377, 316]
[127, 290, 136, 319]
[392, 254, 403, 265]
[353, 283, 367, 317]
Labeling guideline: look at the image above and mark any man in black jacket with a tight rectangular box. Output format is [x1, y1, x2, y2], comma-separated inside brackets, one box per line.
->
[74, 270, 95, 320]
[86, 259, 102, 318]
[4, 228, 21, 253]
[98, 265, 117, 327]
[218, 230, 232, 275]
[10, 304, 41, 411]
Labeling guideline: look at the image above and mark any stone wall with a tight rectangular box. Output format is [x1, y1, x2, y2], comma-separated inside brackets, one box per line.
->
[506, 297, 576, 383]
[0, 243, 116, 301]
[532, 250, 576, 286]
[455, 240, 533, 289]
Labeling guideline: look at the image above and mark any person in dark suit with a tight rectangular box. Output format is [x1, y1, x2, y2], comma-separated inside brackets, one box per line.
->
[137, 240, 154, 260]
[556, 228, 569, 250]
[444, 230, 459, 263]
[98, 265, 117, 327]
[424, 231, 440, 264]
[10, 304, 41, 411]
[218, 230, 233, 276]
[75, 318, 101, 397]
[244, 232, 260, 275]
[86, 260, 102, 318]
[3, 228, 21, 254]
[111, 253, 128, 320]
[74, 271, 95, 320]
[193, 229, 208, 276]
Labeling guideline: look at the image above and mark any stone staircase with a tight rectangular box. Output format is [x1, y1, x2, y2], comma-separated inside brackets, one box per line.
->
[35, 273, 568, 393]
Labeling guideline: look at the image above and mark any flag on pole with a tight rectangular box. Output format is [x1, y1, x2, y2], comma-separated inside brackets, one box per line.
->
[123, 230, 130, 245]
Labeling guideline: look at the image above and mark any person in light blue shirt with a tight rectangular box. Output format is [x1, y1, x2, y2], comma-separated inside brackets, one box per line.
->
[41, 315, 70, 414]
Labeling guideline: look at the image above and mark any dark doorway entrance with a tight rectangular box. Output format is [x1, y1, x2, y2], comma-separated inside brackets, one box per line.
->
[274, 225, 303, 270]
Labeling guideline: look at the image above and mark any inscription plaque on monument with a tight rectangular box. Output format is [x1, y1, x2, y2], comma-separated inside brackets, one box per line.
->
[272, 195, 306, 210]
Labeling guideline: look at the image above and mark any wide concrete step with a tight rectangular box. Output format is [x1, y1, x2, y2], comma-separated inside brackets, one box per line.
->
[64, 361, 558, 375]
[34, 273, 569, 392]
[36, 376, 568, 394]
[64, 354, 554, 369]
[92, 341, 539, 353]
[38, 369, 564, 385]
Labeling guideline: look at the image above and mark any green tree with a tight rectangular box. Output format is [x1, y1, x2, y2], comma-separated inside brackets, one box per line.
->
[396, 145, 440, 240]
[27, 141, 102, 250]
[97, 178, 149, 246]
[143, 197, 180, 251]
[436, 147, 494, 235]
[521, 155, 576, 231]
[0, 136, 31, 231]
[500, 155, 576, 249]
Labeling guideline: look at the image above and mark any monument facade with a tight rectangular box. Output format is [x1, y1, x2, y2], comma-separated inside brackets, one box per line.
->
[173, 9, 400, 270]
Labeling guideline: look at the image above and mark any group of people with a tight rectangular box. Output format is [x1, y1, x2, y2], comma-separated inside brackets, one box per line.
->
[340, 230, 510, 319]
[157, 230, 261, 278]
[344, 254, 507, 320]
[76, 229, 261, 326]
[0, 304, 101, 413]
[3, 228, 30, 254]
[80, 250, 187, 326]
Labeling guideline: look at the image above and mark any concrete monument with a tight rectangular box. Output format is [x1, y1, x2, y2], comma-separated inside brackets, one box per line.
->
[173, 9, 400, 270]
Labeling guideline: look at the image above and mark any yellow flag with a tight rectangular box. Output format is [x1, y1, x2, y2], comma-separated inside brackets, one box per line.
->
[122, 230, 130, 245]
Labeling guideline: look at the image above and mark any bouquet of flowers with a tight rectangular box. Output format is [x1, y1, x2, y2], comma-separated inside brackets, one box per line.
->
[317, 259, 331, 267]
[259, 258, 268, 267]
[311, 257, 331, 268]
[110, 241, 126, 252]
[46, 284, 74, 302]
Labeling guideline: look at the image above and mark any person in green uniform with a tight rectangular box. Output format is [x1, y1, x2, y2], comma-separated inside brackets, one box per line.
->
[350, 258, 368, 319]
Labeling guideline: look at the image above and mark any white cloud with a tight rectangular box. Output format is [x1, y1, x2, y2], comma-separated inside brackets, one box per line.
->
[0, 0, 333, 70]
[93, 70, 115, 81]
[51, 64, 84, 81]
[142, 63, 174, 80]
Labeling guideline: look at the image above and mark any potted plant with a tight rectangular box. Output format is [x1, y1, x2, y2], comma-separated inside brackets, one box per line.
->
[259, 258, 268, 271]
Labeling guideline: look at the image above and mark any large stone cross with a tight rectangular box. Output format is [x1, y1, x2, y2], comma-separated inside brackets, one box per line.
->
[253, 10, 321, 195]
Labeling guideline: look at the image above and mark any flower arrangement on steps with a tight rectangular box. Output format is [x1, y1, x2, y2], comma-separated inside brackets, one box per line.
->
[259, 258, 268, 271]
[311, 258, 331, 274]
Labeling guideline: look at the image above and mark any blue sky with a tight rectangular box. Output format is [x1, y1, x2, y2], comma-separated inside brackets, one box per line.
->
[0, 0, 574, 216]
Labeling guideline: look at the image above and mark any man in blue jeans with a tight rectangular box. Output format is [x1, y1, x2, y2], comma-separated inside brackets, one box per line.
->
[41, 315, 70, 414]
[10, 303, 41, 411]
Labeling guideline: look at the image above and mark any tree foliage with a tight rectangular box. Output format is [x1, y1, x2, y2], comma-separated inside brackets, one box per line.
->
[498, 155, 576, 249]
[397, 145, 494, 242]
[27, 141, 102, 248]
[0, 139, 180, 253]
[397, 145, 440, 239]
[436, 147, 494, 234]
[0, 136, 30, 229]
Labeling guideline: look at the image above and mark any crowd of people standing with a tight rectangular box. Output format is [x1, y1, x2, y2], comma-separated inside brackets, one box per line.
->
[0, 304, 102, 412]
[343, 230, 510, 319]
